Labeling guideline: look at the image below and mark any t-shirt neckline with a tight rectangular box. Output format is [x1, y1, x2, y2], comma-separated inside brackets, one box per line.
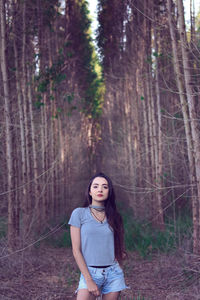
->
[87, 206, 107, 224]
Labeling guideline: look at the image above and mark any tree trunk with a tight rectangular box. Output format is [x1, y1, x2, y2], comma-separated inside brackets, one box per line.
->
[167, 0, 199, 253]
[177, 0, 200, 254]
[0, 0, 17, 249]
[27, 66, 40, 228]
[153, 25, 165, 230]
[13, 16, 26, 235]
[146, 67, 155, 220]
[21, 0, 33, 236]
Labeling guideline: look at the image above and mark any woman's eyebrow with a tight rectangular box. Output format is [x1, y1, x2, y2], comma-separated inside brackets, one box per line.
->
[92, 183, 108, 186]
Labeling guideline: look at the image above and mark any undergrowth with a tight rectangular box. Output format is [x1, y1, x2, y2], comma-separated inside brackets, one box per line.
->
[43, 221, 71, 248]
[37, 206, 192, 259]
[121, 206, 192, 258]
[0, 217, 6, 239]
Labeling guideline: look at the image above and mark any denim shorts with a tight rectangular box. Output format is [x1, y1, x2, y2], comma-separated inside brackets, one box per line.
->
[77, 262, 128, 294]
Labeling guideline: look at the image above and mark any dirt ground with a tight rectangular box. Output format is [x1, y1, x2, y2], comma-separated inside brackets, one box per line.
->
[0, 246, 200, 300]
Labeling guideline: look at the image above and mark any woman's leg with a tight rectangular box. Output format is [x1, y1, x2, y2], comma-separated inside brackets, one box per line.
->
[77, 289, 97, 300]
[102, 291, 120, 300]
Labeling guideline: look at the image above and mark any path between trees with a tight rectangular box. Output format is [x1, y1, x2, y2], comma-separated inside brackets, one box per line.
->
[0, 246, 199, 299]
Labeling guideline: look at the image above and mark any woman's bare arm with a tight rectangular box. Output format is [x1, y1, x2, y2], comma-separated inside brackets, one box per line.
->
[70, 226, 100, 297]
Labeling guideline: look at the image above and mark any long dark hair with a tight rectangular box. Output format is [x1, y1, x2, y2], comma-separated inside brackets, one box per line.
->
[84, 172, 125, 264]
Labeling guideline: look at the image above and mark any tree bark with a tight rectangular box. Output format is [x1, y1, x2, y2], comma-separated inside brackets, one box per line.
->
[167, 0, 199, 253]
[177, 0, 200, 254]
[27, 66, 40, 228]
[0, 0, 17, 249]
[153, 25, 165, 230]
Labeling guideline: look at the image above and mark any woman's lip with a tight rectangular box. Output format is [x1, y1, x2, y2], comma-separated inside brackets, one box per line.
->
[97, 194, 103, 197]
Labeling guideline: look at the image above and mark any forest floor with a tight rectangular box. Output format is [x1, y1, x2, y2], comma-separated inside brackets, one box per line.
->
[0, 245, 200, 300]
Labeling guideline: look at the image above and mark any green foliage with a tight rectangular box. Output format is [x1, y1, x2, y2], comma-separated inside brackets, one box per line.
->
[120, 206, 192, 259]
[53, 73, 66, 85]
[174, 112, 183, 119]
[43, 223, 72, 248]
[34, 38, 73, 93]
[67, 106, 77, 117]
[72, 1, 104, 118]
[41, 206, 192, 262]
[65, 263, 80, 287]
[54, 230, 72, 248]
[34, 44, 72, 113]
[34, 100, 44, 109]
[160, 108, 165, 113]
[63, 93, 74, 104]
[0, 217, 6, 239]
[145, 55, 153, 64]
[96, 0, 126, 68]
[153, 51, 163, 58]
[33, 0, 104, 119]
[41, 0, 61, 29]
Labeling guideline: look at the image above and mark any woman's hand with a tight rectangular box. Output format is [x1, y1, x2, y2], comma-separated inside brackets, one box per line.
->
[86, 278, 100, 297]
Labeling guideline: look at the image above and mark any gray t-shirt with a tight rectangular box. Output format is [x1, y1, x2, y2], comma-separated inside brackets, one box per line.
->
[68, 207, 115, 266]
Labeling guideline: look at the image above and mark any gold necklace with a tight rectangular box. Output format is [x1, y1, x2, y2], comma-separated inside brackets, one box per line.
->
[90, 209, 105, 224]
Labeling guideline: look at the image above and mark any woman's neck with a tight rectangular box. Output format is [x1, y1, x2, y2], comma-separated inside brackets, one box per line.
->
[89, 204, 105, 211]
[91, 200, 105, 207]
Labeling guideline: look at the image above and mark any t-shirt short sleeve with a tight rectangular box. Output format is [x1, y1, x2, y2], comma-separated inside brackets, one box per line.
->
[68, 208, 82, 228]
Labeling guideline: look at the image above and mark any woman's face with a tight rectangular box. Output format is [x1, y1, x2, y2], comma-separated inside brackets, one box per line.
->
[89, 176, 109, 205]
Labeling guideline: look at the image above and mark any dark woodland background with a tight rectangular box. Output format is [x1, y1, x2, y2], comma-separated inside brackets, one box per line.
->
[1, 1, 200, 296]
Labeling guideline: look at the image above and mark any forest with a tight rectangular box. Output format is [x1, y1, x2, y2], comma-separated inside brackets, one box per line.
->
[0, 0, 200, 299]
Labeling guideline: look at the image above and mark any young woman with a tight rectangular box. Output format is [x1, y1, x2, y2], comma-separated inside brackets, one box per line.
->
[68, 172, 128, 300]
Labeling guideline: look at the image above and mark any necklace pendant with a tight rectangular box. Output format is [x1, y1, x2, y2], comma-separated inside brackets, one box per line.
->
[90, 208, 105, 223]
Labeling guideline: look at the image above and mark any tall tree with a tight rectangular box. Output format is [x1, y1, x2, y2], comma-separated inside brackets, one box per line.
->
[167, 0, 199, 253]
[0, 0, 17, 249]
[177, 0, 200, 253]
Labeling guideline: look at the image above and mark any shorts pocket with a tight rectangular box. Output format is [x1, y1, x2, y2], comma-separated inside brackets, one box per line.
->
[113, 265, 123, 276]
[88, 266, 97, 275]
[88, 267, 103, 279]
